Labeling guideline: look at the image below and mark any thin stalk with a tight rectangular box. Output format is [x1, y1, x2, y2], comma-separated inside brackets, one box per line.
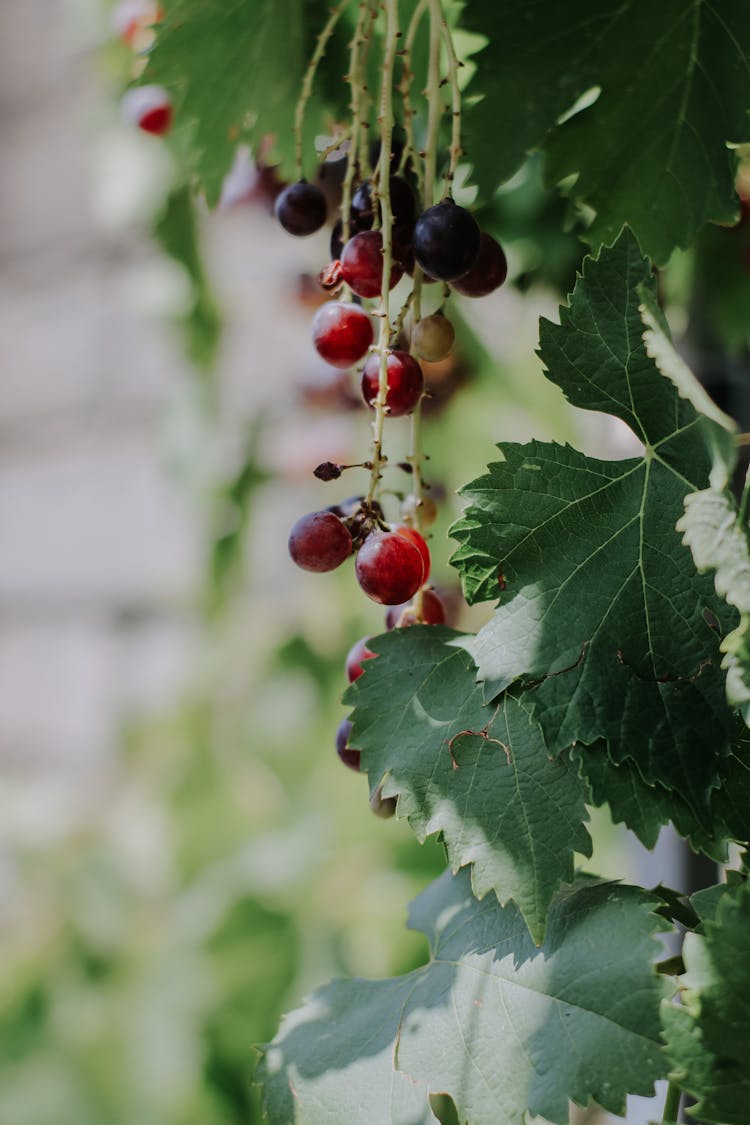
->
[739, 463, 750, 528]
[398, 0, 429, 199]
[341, 1, 370, 247]
[434, 0, 462, 191]
[364, 0, 400, 511]
[293, 0, 348, 180]
[661, 1079, 681, 1123]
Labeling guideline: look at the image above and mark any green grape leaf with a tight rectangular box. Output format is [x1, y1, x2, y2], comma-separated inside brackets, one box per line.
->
[451, 229, 737, 815]
[344, 627, 591, 944]
[259, 868, 672, 1125]
[463, 1, 750, 264]
[678, 486, 750, 722]
[663, 878, 750, 1124]
[144, 0, 349, 204]
[573, 740, 750, 860]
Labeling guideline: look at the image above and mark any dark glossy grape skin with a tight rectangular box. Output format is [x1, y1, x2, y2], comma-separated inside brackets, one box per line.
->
[340, 231, 404, 298]
[451, 232, 508, 297]
[413, 201, 480, 281]
[355, 531, 425, 605]
[275, 180, 327, 236]
[350, 176, 417, 233]
[385, 588, 446, 629]
[345, 636, 376, 682]
[312, 301, 374, 368]
[394, 525, 431, 581]
[360, 350, 424, 417]
[288, 510, 352, 572]
[336, 718, 361, 771]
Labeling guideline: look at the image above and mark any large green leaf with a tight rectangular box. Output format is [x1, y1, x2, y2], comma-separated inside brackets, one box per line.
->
[574, 740, 750, 859]
[663, 878, 750, 1124]
[259, 868, 672, 1124]
[144, 0, 349, 204]
[344, 627, 591, 943]
[451, 230, 736, 814]
[678, 485, 750, 722]
[463, 1, 750, 263]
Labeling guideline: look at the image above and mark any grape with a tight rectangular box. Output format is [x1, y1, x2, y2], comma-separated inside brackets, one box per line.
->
[413, 313, 455, 362]
[326, 495, 365, 520]
[452, 232, 508, 297]
[369, 785, 397, 818]
[394, 525, 430, 580]
[335, 719, 361, 771]
[345, 636, 376, 682]
[121, 85, 173, 136]
[350, 176, 417, 233]
[413, 200, 480, 281]
[340, 231, 404, 298]
[401, 493, 438, 528]
[312, 301, 374, 368]
[385, 588, 447, 628]
[355, 531, 425, 604]
[360, 350, 424, 417]
[275, 180, 327, 236]
[288, 510, 352, 572]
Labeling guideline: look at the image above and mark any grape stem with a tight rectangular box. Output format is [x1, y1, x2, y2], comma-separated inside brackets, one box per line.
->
[293, 0, 348, 180]
[341, 0, 371, 251]
[398, 0, 429, 200]
[739, 463, 750, 528]
[364, 0, 400, 512]
[432, 0, 463, 191]
[661, 1079, 681, 1123]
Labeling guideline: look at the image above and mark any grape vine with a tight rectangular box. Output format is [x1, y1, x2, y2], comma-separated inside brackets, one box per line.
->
[117, 0, 750, 1121]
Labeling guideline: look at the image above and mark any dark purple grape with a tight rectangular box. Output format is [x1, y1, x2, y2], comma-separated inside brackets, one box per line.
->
[350, 177, 417, 233]
[413, 200, 480, 281]
[451, 232, 508, 297]
[288, 510, 352, 572]
[336, 718, 361, 771]
[275, 180, 327, 236]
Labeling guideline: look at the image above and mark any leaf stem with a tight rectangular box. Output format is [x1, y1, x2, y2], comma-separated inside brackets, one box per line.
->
[364, 0, 400, 511]
[293, 0, 348, 180]
[661, 1079, 681, 1123]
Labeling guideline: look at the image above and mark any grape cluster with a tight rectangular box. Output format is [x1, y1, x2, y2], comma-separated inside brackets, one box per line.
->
[275, 1, 508, 800]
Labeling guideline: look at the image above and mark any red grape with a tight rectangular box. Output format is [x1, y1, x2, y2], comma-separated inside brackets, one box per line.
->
[340, 231, 404, 299]
[385, 588, 446, 628]
[288, 510, 352, 572]
[336, 719, 361, 771]
[346, 636, 376, 682]
[394, 525, 431, 580]
[355, 531, 425, 604]
[312, 302, 374, 368]
[121, 85, 173, 136]
[452, 232, 508, 297]
[360, 350, 423, 417]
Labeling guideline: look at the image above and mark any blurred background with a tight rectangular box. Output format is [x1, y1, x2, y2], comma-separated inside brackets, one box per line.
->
[2, 3, 749, 1123]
